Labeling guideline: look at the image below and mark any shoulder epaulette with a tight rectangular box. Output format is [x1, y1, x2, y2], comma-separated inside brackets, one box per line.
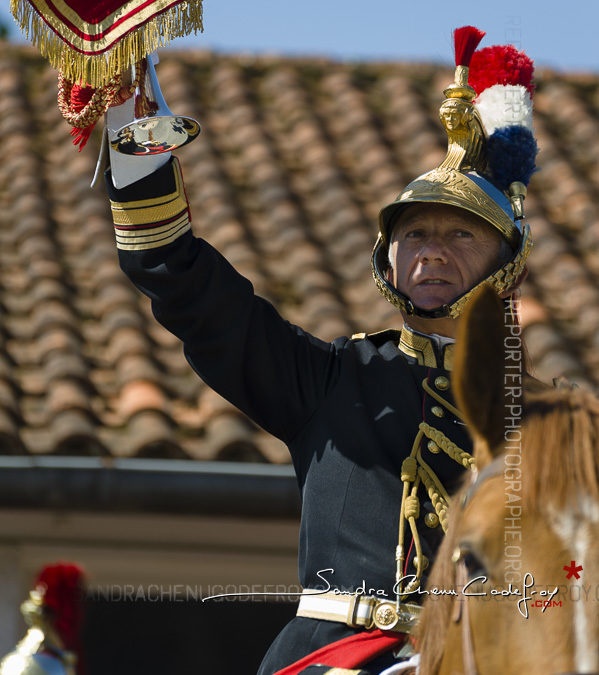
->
[350, 329, 401, 348]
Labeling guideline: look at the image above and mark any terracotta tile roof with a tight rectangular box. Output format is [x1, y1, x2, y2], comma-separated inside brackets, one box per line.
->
[0, 44, 598, 461]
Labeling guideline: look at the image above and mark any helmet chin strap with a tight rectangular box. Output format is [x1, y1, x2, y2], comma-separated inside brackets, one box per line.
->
[388, 274, 510, 320]
[401, 296, 455, 319]
[403, 273, 524, 320]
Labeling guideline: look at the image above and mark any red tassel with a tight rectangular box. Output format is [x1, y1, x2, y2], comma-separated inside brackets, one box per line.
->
[453, 25, 486, 67]
[71, 83, 95, 109]
[70, 126, 94, 148]
[70, 83, 97, 151]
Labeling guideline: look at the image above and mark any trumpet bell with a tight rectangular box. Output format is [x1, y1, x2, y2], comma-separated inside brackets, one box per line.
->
[111, 57, 200, 155]
[111, 115, 200, 155]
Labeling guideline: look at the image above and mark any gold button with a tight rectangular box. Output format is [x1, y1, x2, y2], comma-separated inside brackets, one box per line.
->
[425, 512, 439, 528]
[413, 555, 429, 570]
[373, 602, 399, 630]
[427, 440, 440, 454]
[434, 376, 449, 391]
[431, 406, 444, 418]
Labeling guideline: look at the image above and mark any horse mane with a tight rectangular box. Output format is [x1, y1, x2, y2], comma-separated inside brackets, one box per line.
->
[521, 387, 599, 510]
[417, 385, 599, 675]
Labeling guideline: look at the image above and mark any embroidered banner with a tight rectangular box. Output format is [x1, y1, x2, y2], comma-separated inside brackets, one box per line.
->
[10, 0, 203, 85]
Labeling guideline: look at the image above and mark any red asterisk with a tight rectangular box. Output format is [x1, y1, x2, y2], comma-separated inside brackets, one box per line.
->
[564, 561, 583, 580]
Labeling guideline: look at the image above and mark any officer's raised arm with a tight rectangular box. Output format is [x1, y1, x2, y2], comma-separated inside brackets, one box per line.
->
[104, 95, 341, 445]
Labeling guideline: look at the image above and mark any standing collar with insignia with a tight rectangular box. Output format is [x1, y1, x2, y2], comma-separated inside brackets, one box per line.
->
[398, 324, 455, 370]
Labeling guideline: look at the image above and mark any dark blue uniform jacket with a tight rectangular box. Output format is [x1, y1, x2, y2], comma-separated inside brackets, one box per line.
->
[106, 159, 473, 674]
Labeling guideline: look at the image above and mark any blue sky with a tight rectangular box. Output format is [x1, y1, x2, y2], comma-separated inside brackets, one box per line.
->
[2, 0, 598, 72]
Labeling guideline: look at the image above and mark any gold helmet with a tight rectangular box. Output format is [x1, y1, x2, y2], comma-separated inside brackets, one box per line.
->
[372, 26, 537, 318]
[0, 564, 85, 675]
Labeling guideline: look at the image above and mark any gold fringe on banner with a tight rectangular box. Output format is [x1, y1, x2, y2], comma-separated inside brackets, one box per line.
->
[9, 0, 203, 87]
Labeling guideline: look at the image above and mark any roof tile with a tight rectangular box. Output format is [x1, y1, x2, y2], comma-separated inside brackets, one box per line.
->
[1, 47, 598, 460]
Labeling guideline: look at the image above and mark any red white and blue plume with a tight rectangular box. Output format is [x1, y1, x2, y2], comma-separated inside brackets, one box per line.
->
[468, 39, 538, 192]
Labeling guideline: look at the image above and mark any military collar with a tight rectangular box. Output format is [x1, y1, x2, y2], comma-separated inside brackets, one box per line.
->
[398, 324, 455, 370]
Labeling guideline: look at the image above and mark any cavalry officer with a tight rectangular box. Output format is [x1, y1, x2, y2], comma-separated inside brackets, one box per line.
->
[103, 27, 537, 674]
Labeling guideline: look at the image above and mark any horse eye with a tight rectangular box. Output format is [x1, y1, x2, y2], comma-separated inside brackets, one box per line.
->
[462, 551, 487, 579]
[454, 545, 487, 580]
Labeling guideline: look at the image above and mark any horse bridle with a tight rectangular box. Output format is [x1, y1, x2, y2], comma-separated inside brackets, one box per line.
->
[449, 460, 599, 675]
[451, 554, 478, 675]
[446, 461, 501, 675]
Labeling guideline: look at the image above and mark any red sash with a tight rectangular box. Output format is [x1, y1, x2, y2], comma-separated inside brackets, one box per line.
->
[273, 630, 406, 675]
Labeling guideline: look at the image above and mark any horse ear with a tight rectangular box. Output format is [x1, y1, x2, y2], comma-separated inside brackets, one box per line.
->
[453, 284, 513, 464]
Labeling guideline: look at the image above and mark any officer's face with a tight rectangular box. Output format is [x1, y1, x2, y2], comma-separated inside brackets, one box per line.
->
[388, 204, 504, 311]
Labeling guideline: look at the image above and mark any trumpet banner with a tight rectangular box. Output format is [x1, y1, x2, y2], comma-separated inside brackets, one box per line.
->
[10, 0, 203, 86]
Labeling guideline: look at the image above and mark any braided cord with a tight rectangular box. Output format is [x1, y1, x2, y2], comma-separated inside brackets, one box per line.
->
[417, 460, 449, 532]
[57, 72, 124, 128]
[396, 428, 423, 602]
[395, 380, 475, 603]
[57, 59, 151, 131]
[420, 421, 475, 470]
[407, 481, 424, 591]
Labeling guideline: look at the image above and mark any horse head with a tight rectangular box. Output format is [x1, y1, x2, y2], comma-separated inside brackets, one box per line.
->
[417, 285, 599, 675]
